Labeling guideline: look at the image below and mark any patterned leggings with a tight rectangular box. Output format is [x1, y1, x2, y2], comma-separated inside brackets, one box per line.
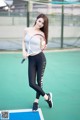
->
[28, 52, 46, 99]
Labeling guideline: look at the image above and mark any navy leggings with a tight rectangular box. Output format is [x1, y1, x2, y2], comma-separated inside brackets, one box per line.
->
[28, 52, 46, 99]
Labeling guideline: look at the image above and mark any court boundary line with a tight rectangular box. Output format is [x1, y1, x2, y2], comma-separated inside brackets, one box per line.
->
[0, 48, 80, 54]
[45, 48, 80, 53]
[0, 108, 44, 120]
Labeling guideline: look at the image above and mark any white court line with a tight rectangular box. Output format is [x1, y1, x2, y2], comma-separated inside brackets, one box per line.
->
[0, 48, 80, 54]
[45, 48, 80, 53]
[0, 108, 44, 120]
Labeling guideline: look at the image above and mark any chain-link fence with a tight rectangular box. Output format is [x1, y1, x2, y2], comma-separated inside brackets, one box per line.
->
[0, 3, 80, 50]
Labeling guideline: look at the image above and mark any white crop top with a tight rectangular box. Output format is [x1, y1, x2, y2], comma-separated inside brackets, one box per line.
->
[25, 33, 45, 55]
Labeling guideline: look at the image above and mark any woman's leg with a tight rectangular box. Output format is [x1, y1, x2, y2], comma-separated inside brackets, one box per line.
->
[35, 53, 53, 108]
[28, 55, 45, 97]
[36, 52, 46, 99]
[28, 53, 53, 110]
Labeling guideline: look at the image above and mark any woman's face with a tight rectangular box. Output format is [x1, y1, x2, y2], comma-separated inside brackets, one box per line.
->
[35, 18, 44, 29]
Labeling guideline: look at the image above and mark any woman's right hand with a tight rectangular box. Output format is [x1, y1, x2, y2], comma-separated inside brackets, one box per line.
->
[22, 51, 29, 59]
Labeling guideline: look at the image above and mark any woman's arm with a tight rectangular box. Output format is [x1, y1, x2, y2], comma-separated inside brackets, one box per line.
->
[22, 28, 29, 58]
[40, 32, 47, 50]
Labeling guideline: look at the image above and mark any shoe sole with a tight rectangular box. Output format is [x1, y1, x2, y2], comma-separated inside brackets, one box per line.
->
[49, 92, 53, 107]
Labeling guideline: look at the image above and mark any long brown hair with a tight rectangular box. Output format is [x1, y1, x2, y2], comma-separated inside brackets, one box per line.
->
[34, 14, 48, 44]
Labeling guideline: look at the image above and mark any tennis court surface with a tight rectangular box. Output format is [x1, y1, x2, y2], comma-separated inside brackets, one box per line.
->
[0, 49, 80, 120]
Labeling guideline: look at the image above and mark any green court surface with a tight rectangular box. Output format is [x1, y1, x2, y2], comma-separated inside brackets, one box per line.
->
[0, 50, 80, 120]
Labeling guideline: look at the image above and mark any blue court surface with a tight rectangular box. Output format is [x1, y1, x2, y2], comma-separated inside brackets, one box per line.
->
[0, 108, 44, 120]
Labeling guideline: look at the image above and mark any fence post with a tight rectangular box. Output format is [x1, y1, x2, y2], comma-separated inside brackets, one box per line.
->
[25, 1, 29, 27]
[61, 4, 64, 48]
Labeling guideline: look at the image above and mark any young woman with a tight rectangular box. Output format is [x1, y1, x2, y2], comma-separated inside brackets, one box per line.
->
[22, 13, 53, 111]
